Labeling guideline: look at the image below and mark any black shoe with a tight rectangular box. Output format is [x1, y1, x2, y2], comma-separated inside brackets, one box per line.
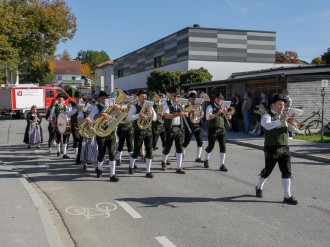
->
[62, 154, 70, 159]
[283, 196, 298, 205]
[83, 164, 87, 170]
[134, 164, 138, 169]
[146, 172, 154, 178]
[116, 160, 121, 166]
[28, 145, 31, 149]
[204, 160, 209, 168]
[195, 158, 203, 163]
[110, 174, 119, 182]
[166, 161, 171, 166]
[256, 187, 263, 198]
[36, 145, 41, 149]
[219, 164, 228, 172]
[153, 147, 159, 151]
[161, 162, 167, 171]
[57, 151, 60, 156]
[129, 167, 134, 174]
[96, 168, 102, 178]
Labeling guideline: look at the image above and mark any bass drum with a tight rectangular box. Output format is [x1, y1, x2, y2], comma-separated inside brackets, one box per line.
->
[57, 112, 72, 134]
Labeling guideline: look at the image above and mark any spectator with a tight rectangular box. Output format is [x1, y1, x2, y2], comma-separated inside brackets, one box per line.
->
[249, 92, 268, 136]
[242, 92, 252, 133]
[232, 95, 242, 132]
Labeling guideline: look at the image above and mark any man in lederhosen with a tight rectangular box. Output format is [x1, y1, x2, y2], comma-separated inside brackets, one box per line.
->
[90, 91, 119, 182]
[67, 91, 84, 164]
[203, 92, 230, 171]
[161, 88, 188, 174]
[127, 89, 157, 178]
[182, 92, 204, 163]
[152, 93, 166, 151]
[255, 93, 298, 205]
[50, 92, 70, 159]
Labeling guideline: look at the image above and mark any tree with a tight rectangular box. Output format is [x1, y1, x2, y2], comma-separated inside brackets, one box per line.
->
[0, 0, 76, 82]
[320, 48, 330, 64]
[180, 67, 213, 85]
[81, 63, 92, 78]
[75, 50, 110, 79]
[275, 51, 299, 63]
[60, 49, 72, 61]
[147, 70, 185, 93]
[311, 56, 324, 64]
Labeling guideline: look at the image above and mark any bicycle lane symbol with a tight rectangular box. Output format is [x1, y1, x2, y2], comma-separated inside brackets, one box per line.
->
[65, 202, 117, 220]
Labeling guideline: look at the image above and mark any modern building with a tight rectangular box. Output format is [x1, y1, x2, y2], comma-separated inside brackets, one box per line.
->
[112, 25, 296, 91]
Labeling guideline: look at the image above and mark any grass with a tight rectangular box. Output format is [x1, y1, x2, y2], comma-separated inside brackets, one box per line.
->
[294, 132, 330, 143]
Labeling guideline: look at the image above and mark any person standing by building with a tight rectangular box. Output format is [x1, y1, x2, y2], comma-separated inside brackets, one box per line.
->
[203, 92, 230, 171]
[232, 94, 242, 132]
[90, 91, 119, 182]
[242, 91, 252, 133]
[249, 92, 268, 136]
[255, 94, 298, 205]
[161, 89, 188, 174]
[127, 89, 157, 178]
[182, 92, 204, 163]
[24, 105, 43, 149]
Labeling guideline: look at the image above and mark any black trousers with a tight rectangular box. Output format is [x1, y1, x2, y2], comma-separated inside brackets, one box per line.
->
[131, 129, 153, 159]
[48, 124, 56, 148]
[163, 126, 184, 155]
[205, 127, 226, 153]
[152, 125, 166, 149]
[116, 126, 134, 153]
[56, 131, 70, 144]
[72, 124, 82, 163]
[96, 132, 116, 162]
[183, 124, 203, 148]
[260, 146, 292, 179]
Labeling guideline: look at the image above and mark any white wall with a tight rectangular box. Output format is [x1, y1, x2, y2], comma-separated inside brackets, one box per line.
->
[95, 65, 114, 93]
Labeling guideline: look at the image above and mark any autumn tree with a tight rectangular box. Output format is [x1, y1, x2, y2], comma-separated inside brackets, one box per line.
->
[0, 0, 76, 83]
[81, 63, 92, 78]
[320, 48, 330, 64]
[60, 49, 72, 61]
[311, 57, 324, 64]
[275, 51, 299, 63]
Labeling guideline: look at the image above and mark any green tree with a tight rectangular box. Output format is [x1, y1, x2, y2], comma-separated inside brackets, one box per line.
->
[0, 0, 76, 83]
[75, 50, 110, 79]
[180, 67, 212, 85]
[320, 48, 330, 64]
[147, 70, 185, 93]
[64, 84, 76, 97]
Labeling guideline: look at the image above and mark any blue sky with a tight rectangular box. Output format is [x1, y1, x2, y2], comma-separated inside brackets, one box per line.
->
[56, 0, 330, 63]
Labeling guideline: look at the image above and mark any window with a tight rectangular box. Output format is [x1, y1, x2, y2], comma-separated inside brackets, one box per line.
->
[46, 89, 54, 98]
[154, 55, 164, 68]
[72, 76, 76, 80]
[117, 69, 123, 78]
[58, 75, 62, 80]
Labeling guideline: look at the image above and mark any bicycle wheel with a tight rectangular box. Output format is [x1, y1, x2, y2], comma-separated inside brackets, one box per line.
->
[304, 120, 324, 135]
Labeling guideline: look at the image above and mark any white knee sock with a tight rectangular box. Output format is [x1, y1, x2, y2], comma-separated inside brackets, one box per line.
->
[196, 147, 202, 159]
[162, 154, 168, 163]
[57, 144, 61, 152]
[129, 155, 135, 168]
[204, 152, 211, 161]
[117, 151, 122, 161]
[282, 178, 292, 198]
[74, 148, 78, 157]
[97, 161, 103, 171]
[183, 148, 186, 155]
[109, 160, 116, 177]
[176, 153, 183, 169]
[146, 158, 152, 173]
[63, 144, 67, 155]
[257, 177, 267, 190]
[220, 152, 226, 165]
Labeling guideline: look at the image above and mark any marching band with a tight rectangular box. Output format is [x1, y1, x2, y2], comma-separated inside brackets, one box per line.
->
[39, 88, 298, 204]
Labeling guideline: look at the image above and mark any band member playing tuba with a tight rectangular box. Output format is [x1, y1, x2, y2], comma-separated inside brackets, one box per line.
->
[67, 91, 84, 164]
[161, 88, 188, 174]
[203, 92, 231, 171]
[182, 92, 204, 163]
[49, 92, 70, 159]
[255, 93, 298, 205]
[90, 91, 119, 182]
[126, 90, 157, 178]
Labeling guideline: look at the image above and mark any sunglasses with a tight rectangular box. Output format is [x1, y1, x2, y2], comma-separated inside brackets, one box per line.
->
[172, 95, 180, 98]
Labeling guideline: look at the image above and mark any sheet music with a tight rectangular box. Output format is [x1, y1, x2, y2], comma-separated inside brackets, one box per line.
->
[105, 98, 115, 107]
[195, 98, 203, 105]
[143, 100, 154, 108]
[178, 98, 188, 105]
[221, 101, 231, 108]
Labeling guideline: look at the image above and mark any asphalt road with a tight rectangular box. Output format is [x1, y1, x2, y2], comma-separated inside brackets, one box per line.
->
[0, 116, 329, 247]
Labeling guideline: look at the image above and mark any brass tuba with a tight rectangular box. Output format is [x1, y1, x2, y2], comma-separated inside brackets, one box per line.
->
[78, 116, 95, 139]
[136, 100, 154, 129]
[93, 88, 129, 138]
[189, 92, 210, 124]
[153, 92, 164, 124]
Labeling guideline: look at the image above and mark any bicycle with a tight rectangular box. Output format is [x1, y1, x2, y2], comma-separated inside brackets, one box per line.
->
[300, 111, 330, 135]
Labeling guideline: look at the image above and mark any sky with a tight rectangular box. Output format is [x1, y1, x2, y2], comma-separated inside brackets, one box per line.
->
[56, 0, 330, 63]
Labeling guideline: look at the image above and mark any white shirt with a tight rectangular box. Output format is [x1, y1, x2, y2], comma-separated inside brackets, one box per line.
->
[90, 103, 105, 121]
[49, 104, 67, 119]
[261, 110, 297, 133]
[127, 103, 157, 122]
[163, 100, 180, 126]
[66, 102, 77, 118]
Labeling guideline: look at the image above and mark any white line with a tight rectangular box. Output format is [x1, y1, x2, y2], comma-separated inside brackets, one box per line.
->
[115, 200, 142, 219]
[155, 236, 177, 247]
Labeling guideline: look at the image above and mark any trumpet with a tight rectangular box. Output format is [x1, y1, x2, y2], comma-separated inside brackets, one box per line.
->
[287, 117, 307, 130]
[221, 106, 235, 128]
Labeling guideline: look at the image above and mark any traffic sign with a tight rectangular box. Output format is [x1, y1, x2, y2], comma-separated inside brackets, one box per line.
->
[321, 80, 328, 87]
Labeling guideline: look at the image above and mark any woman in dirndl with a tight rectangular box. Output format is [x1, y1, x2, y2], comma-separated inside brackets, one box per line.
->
[23, 105, 43, 148]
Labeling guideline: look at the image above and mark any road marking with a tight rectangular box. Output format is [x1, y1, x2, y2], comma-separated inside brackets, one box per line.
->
[65, 202, 117, 220]
[155, 236, 176, 247]
[115, 200, 142, 219]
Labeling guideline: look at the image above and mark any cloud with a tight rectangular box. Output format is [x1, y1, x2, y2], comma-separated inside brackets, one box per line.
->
[224, 0, 252, 14]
